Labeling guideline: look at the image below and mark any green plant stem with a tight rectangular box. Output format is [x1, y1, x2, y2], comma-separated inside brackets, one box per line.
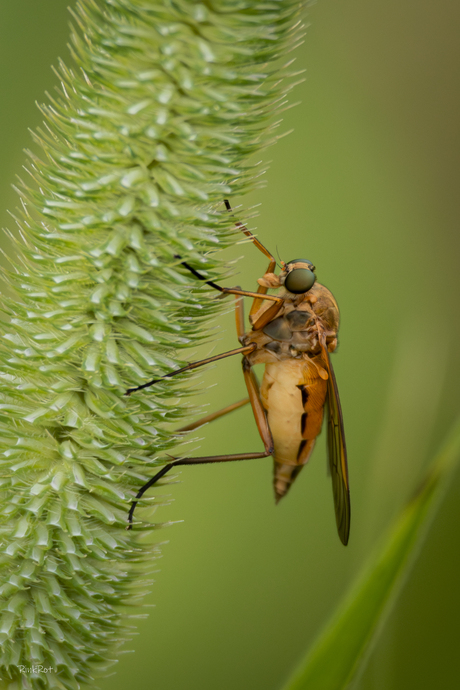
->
[282, 418, 460, 690]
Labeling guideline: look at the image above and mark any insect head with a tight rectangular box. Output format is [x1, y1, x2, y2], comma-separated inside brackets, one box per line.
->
[282, 259, 316, 294]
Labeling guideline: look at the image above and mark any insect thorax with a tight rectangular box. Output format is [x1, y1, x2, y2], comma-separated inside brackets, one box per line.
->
[245, 282, 339, 365]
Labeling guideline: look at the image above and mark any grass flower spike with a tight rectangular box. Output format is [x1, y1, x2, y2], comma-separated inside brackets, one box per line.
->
[0, 0, 305, 687]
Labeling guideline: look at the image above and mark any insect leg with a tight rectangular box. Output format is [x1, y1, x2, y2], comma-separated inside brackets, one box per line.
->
[126, 343, 257, 395]
[236, 294, 275, 453]
[225, 199, 278, 319]
[250, 299, 284, 331]
[242, 357, 274, 454]
[176, 398, 250, 432]
[174, 260, 283, 305]
[172, 296, 250, 432]
[234, 292, 245, 340]
[174, 201, 281, 315]
[220, 288, 281, 302]
[224, 200, 276, 269]
[142, 292, 250, 433]
[127, 449, 270, 529]
[167, 293, 273, 430]
[128, 356, 274, 529]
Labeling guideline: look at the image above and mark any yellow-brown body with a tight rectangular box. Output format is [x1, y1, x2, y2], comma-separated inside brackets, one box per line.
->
[127, 214, 349, 543]
[243, 282, 339, 500]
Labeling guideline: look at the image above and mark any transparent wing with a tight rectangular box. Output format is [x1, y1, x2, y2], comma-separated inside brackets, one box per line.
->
[321, 339, 351, 545]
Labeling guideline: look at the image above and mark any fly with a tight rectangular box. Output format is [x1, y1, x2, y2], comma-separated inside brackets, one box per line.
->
[126, 201, 350, 545]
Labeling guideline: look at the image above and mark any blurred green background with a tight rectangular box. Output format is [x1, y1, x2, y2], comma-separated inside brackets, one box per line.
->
[1, 1, 459, 689]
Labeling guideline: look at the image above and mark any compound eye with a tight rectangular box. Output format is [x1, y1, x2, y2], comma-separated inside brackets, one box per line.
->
[284, 268, 316, 294]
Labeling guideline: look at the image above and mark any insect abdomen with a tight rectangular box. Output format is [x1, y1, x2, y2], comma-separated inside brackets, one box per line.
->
[260, 358, 328, 501]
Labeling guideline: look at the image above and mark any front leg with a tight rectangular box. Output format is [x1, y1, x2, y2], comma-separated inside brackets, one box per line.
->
[175, 257, 282, 305]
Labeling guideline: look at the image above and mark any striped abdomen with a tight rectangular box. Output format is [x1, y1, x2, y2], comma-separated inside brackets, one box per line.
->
[260, 358, 328, 501]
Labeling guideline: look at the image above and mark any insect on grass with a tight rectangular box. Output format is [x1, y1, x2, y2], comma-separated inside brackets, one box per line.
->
[126, 202, 350, 545]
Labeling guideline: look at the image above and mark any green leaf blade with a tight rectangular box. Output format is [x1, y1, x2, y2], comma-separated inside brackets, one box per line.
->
[283, 420, 460, 690]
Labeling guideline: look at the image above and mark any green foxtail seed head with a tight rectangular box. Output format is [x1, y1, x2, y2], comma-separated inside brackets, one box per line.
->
[0, 0, 306, 687]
